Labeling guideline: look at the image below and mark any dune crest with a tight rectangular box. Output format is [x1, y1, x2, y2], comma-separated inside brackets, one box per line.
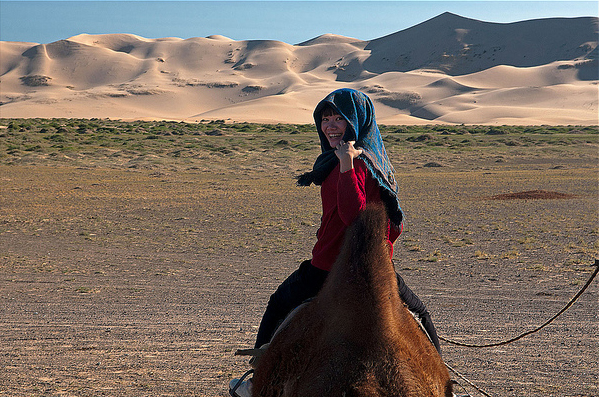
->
[1, 13, 597, 124]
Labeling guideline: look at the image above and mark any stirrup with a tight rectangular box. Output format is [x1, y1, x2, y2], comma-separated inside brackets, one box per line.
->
[229, 369, 254, 397]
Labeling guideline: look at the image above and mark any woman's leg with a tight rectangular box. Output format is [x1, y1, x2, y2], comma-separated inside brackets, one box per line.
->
[254, 260, 328, 348]
[396, 272, 442, 354]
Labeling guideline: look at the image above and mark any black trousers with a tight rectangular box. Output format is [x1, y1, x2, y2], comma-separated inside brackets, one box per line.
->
[254, 260, 441, 354]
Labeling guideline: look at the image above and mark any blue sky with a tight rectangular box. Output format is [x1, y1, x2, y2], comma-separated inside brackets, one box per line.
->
[1, 1, 597, 44]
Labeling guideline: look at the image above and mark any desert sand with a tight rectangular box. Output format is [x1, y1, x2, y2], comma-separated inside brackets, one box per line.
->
[1, 13, 598, 124]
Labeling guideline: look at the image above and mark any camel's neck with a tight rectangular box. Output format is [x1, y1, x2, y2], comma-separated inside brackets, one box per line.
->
[316, 207, 406, 337]
[323, 241, 402, 314]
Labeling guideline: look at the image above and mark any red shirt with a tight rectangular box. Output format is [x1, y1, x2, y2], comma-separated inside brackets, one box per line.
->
[311, 159, 401, 271]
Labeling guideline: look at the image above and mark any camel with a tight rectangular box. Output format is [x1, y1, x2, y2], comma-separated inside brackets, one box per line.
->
[251, 203, 453, 397]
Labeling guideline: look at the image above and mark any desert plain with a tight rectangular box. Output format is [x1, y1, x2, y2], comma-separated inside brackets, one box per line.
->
[0, 119, 597, 396]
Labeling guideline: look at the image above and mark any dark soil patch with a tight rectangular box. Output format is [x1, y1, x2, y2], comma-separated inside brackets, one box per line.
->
[488, 190, 578, 200]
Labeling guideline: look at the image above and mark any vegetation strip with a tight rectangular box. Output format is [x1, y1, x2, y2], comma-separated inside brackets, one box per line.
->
[1, 119, 597, 168]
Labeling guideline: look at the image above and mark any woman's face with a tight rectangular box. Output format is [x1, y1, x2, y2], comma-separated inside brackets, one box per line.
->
[321, 113, 347, 148]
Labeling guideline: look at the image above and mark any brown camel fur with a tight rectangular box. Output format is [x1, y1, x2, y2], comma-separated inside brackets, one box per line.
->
[252, 203, 452, 397]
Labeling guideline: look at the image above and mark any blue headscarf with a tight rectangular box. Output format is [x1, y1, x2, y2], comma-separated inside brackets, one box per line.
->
[297, 88, 403, 227]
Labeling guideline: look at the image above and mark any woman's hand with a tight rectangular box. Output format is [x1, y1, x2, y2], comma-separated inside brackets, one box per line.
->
[335, 140, 363, 173]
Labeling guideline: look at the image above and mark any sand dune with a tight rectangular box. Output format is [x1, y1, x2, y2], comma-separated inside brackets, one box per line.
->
[1, 12, 597, 124]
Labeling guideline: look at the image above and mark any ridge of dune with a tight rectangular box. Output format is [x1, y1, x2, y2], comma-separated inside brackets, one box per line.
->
[67, 33, 154, 46]
[1, 13, 597, 124]
[297, 33, 364, 46]
[206, 35, 234, 41]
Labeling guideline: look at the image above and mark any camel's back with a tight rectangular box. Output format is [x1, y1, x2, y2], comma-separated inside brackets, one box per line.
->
[300, 304, 450, 397]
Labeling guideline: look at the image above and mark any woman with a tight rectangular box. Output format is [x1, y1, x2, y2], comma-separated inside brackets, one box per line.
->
[230, 88, 440, 397]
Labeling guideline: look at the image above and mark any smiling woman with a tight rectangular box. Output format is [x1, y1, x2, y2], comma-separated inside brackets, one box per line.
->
[320, 107, 348, 149]
[229, 88, 442, 397]
[319, 105, 364, 173]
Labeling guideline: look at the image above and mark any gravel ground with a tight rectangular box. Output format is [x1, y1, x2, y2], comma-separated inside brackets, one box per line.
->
[0, 147, 597, 396]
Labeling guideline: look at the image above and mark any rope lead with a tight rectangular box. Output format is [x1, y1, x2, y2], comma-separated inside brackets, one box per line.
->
[440, 260, 598, 348]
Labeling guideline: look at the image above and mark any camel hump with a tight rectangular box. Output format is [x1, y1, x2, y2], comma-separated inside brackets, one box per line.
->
[356, 202, 388, 233]
[343, 202, 389, 255]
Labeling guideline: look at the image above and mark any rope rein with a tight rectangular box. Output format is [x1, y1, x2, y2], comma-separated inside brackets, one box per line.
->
[440, 259, 598, 348]
[446, 363, 493, 397]
[441, 260, 598, 397]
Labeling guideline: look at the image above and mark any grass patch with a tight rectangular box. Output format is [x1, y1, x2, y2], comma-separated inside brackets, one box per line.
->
[474, 250, 493, 260]
[1, 119, 596, 170]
